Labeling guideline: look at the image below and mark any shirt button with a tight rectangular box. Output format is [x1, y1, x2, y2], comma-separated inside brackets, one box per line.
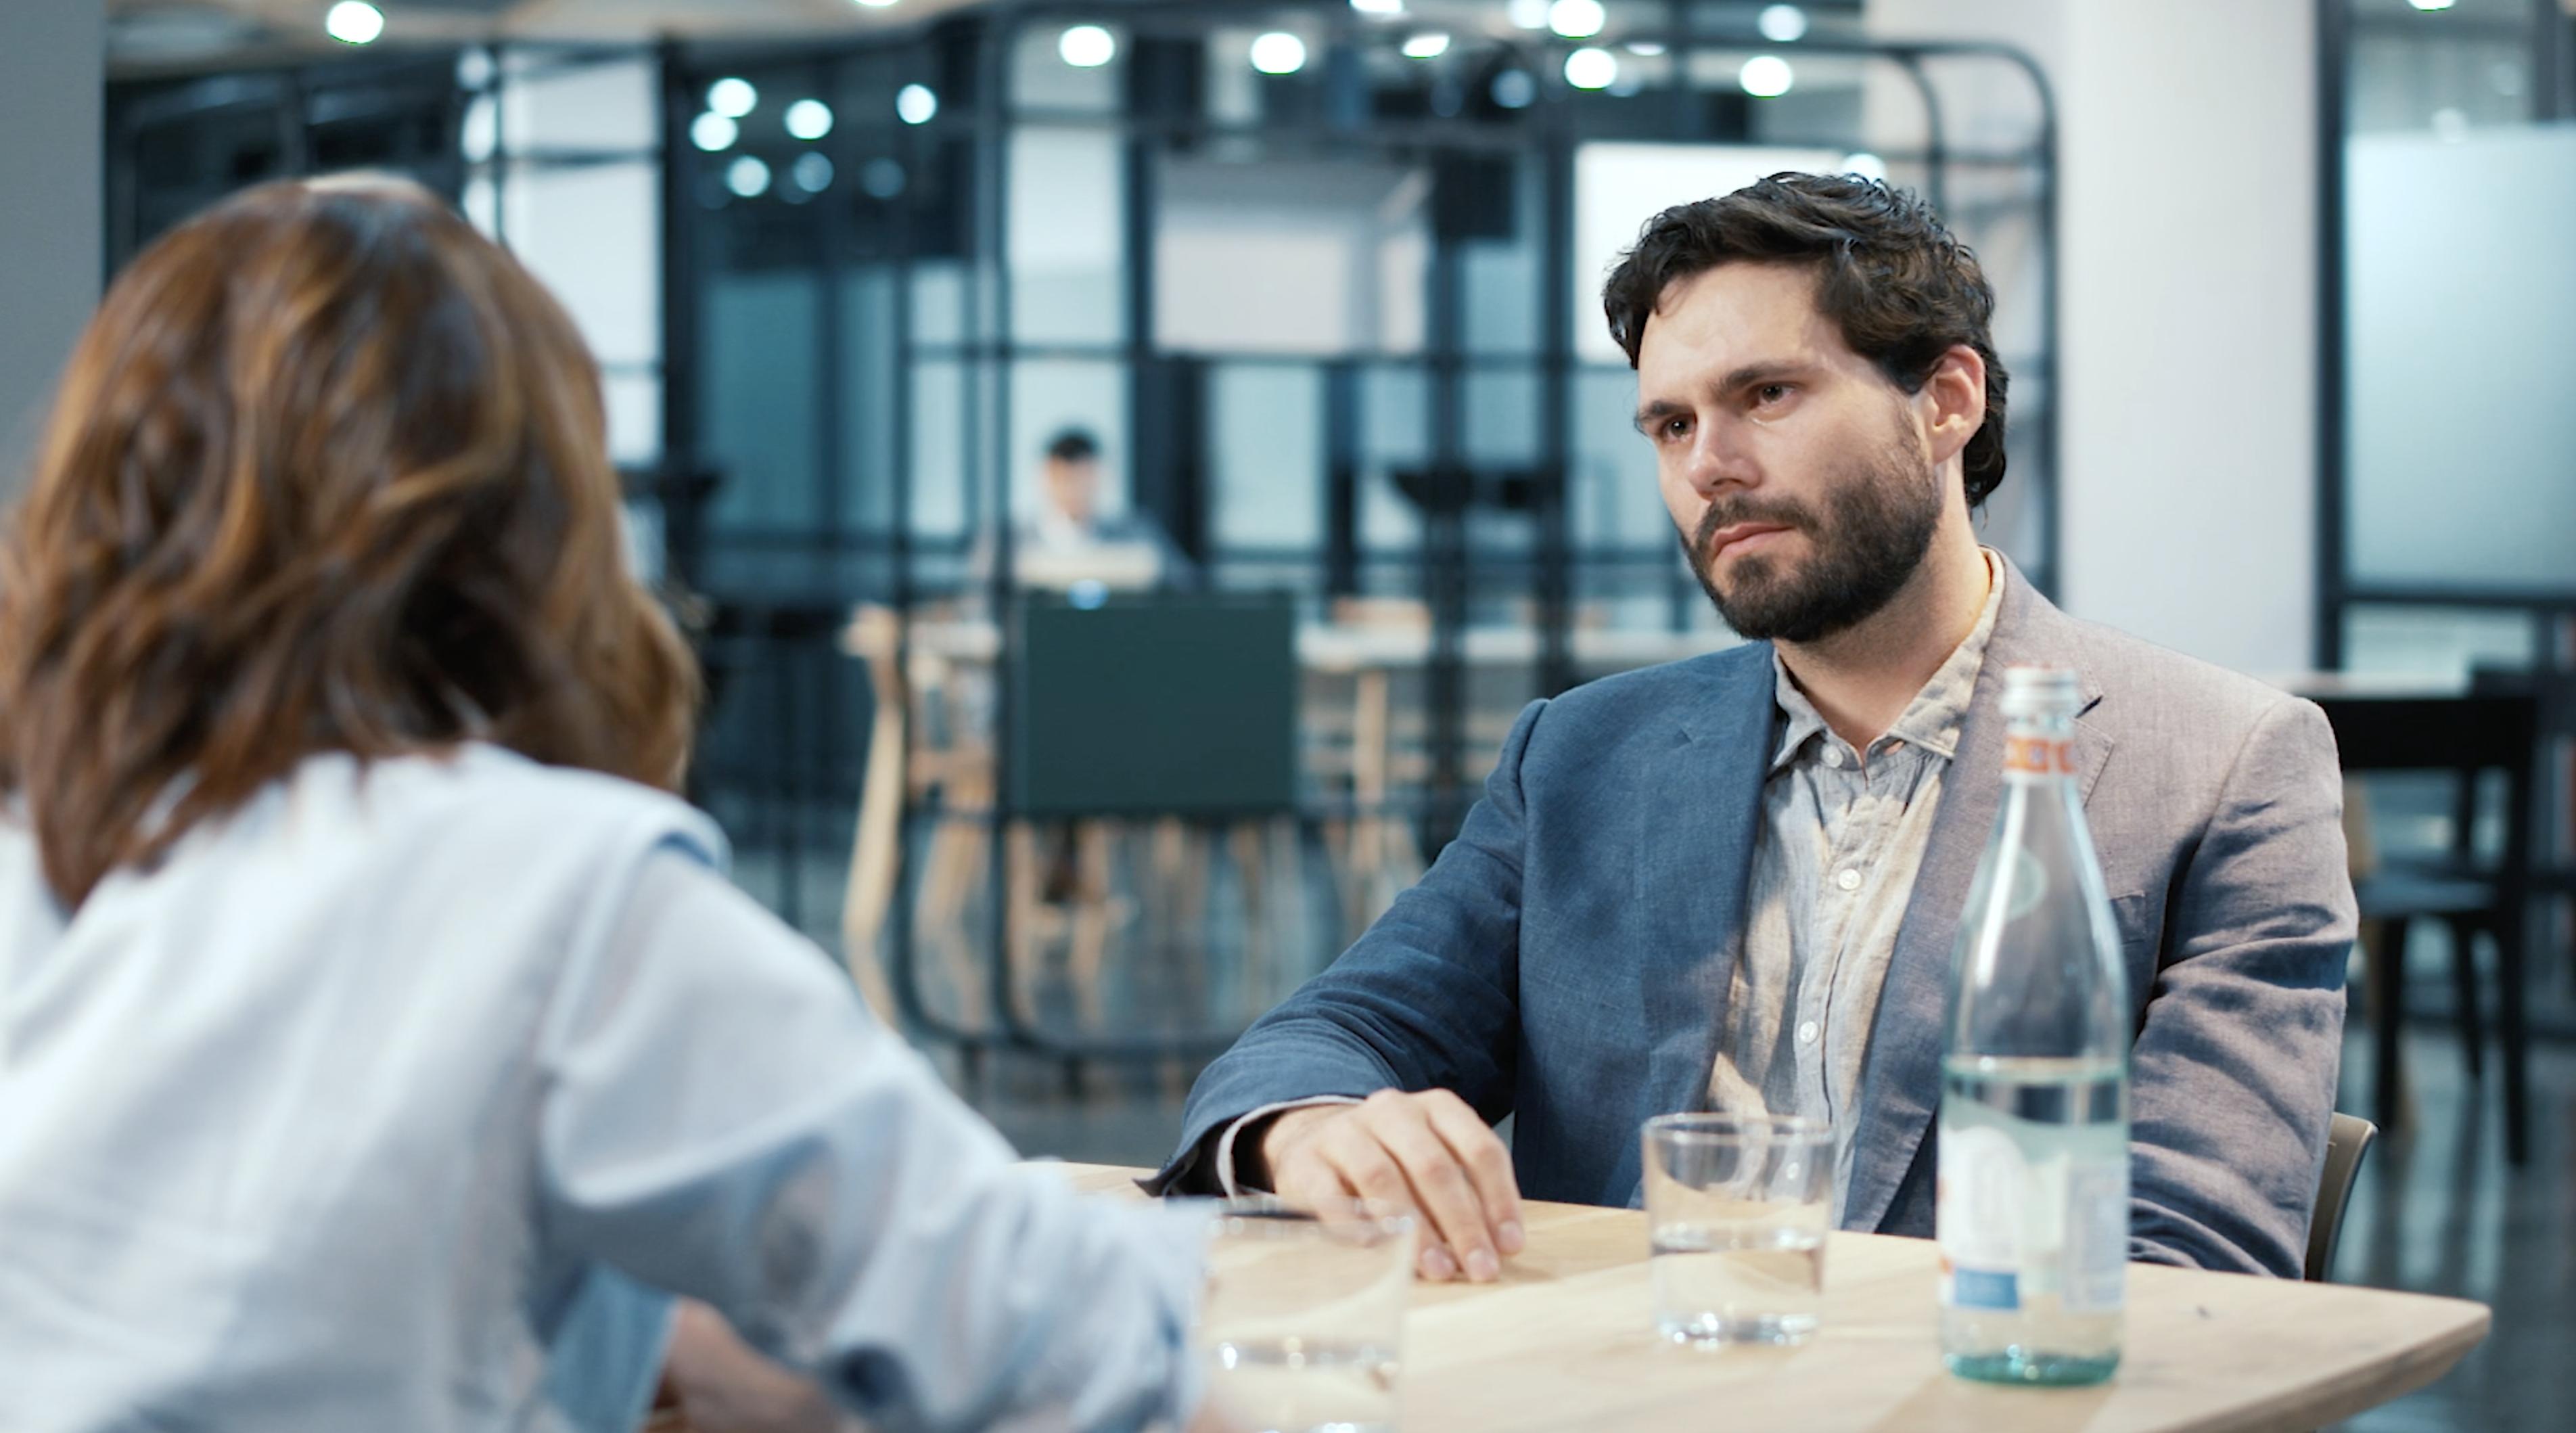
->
[1798, 1020, 1820, 1044]
[1822, 747, 1845, 769]
[1835, 868, 1862, 892]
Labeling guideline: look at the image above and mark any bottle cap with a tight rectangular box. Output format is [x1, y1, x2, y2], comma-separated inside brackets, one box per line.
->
[2000, 664, 2081, 719]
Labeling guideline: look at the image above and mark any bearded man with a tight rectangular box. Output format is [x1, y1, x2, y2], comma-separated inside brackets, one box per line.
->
[1147, 173, 2355, 1288]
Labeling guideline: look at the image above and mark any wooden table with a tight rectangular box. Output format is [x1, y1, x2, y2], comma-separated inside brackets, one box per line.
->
[839, 613, 1741, 673]
[1044, 1164, 2487, 1433]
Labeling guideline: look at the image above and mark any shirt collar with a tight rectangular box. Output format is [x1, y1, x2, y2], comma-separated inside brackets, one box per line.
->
[1768, 547, 2006, 773]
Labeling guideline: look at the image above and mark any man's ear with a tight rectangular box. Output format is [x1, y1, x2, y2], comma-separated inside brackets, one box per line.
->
[1919, 344, 1987, 468]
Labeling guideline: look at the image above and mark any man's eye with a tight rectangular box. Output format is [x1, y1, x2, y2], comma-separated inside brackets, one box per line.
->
[1661, 417, 1690, 441]
[1755, 384, 1792, 405]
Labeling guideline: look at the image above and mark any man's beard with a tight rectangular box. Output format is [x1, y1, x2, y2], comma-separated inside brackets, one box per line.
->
[1678, 438, 1944, 645]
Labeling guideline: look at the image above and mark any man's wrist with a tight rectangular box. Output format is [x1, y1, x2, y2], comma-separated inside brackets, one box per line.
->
[1213, 1097, 1362, 1197]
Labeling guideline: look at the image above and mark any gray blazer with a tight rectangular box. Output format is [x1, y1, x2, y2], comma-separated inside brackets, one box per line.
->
[1151, 564, 2355, 1278]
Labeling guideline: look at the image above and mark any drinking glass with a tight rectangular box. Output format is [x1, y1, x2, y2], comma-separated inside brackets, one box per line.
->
[1640, 1113, 1835, 1346]
[1197, 1195, 1417, 1433]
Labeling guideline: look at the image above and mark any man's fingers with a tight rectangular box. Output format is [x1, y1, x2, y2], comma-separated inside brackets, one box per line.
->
[1258, 1093, 1521, 1282]
[1316, 1124, 1417, 1214]
[1357, 1096, 1499, 1281]
[1313, 1127, 1459, 1280]
[1421, 1095, 1525, 1255]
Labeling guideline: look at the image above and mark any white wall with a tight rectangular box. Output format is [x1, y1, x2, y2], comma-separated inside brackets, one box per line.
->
[0, 0, 103, 484]
[1870, 0, 2319, 676]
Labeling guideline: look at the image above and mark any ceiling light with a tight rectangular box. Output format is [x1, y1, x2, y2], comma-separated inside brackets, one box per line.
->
[1548, 0, 1606, 40]
[707, 78, 757, 118]
[1059, 24, 1117, 68]
[1250, 32, 1308, 76]
[690, 112, 739, 152]
[861, 158, 908, 198]
[2408, 0, 2457, 10]
[1507, 0, 1550, 30]
[1402, 32, 1450, 59]
[854, 0, 900, 7]
[1564, 47, 1617, 91]
[323, 1, 383, 45]
[1626, 40, 1665, 56]
[461, 98, 496, 162]
[895, 83, 938, 124]
[727, 156, 772, 199]
[1757, 5, 1808, 43]
[785, 99, 834, 139]
[1841, 152, 1887, 181]
[792, 153, 835, 192]
[1351, 0, 1405, 14]
[1739, 54, 1794, 98]
[1491, 68, 1536, 108]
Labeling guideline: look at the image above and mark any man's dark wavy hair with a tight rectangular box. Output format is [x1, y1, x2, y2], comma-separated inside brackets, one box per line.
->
[1602, 172, 2008, 507]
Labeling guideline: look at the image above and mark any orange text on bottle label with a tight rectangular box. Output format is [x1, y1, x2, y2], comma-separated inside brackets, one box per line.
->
[2004, 735, 2075, 776]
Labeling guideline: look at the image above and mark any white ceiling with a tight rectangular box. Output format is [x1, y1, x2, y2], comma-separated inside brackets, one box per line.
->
[107, 0, 1003, 69]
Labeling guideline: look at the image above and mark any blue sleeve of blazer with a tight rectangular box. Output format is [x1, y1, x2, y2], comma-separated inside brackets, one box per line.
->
[1144, 699, 1546, 1193]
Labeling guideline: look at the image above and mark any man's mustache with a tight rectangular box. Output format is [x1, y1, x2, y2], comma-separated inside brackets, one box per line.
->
[1690, 501, 1815, 557]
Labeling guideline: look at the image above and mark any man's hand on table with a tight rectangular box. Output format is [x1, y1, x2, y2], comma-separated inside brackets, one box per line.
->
[1251, 1089, 1525, 1283]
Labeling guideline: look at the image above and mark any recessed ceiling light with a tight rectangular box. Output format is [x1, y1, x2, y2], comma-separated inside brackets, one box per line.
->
[1059, 24, 1118, 68]
[1739, 55, 1794, 98]
[707, 78, 757, 118]
[1548, 0, 1606, 40]
[1564, 47, 1617, 91]
[1251, 32, 1308, 76]
[323, 1, 383, 46]
[785, 99, 835, 140]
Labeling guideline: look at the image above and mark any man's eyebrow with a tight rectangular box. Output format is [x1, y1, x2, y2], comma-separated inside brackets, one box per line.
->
[1632, 399, 1688, 434]
[1631, 362, 1814, 433]
[1718, 361, 1808, 394]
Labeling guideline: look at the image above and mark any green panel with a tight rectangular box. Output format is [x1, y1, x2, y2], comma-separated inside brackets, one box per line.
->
[1009, 593, 1299, 818]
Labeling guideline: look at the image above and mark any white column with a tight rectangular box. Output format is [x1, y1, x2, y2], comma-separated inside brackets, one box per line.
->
[1870, 0, 2319, 677]
[0, 0, 103, 488]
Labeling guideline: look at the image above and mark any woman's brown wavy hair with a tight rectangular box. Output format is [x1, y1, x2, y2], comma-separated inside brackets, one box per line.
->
[0, 175, 697, 907]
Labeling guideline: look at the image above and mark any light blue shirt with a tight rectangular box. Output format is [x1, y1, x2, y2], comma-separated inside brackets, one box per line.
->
[0, 746, 1207, 1432]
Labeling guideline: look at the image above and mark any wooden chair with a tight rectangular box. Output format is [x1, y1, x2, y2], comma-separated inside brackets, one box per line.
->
[847, 597, 1307, 1062]
[2305, 1112, 2378, 1283]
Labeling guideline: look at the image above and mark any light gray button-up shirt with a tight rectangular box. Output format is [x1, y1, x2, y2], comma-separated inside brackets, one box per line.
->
[1714, 551, 2004, 1220]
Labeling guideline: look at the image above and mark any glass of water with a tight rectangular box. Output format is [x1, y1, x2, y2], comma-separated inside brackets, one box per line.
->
[1197, 1195, 1417, 1433]
[1640, 1113, 1835, 1346]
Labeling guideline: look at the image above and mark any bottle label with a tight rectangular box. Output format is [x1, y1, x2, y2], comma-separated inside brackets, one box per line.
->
[1937, 1125, 2025, 1310]
[2003, 734, 2075, 781]
[2063, 1160, 2128, 1314]
[1939, 1127, 2128, 1316]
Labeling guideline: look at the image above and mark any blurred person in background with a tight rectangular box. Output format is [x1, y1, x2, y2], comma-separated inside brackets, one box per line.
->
[0, 175, 1222, 1433]
[971, 427, 1200, 596]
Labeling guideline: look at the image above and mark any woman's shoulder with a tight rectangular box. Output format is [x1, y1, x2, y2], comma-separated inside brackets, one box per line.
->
[276, 743, 728, 872]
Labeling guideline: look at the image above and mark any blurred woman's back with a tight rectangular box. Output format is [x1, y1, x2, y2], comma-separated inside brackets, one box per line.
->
[0, 178, 1208, 1433]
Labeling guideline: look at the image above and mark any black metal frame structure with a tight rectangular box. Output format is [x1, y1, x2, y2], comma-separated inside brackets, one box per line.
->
[101, 6, 2061, 1069]
[104, 48, 466, 274]
[662, 1, 2058, 1064]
